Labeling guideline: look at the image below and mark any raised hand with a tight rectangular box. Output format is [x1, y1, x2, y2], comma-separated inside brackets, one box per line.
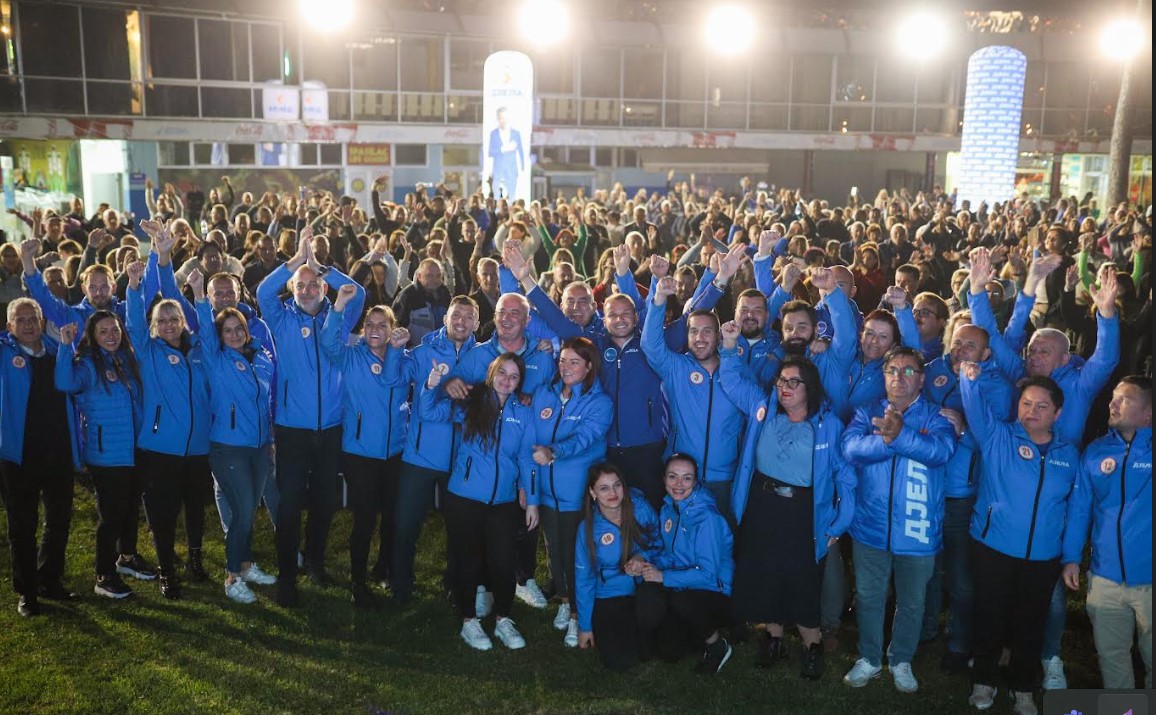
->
[187, 268, 205, 299]
[388, 327, 410, 349]
[152, 223, 176, 256]
[809, 266, 835, 293]
[653, 275, 676, 305]
[780, 262, 802, 292]
[19, 238, 40, 274]
[369, 236, 389, 262]
[1089, 265, 1118, 318]
[427, 359, 447, 389]
[503, 241, 531, 283]
[958, 360, 981, 381]
[884, 285, 908, 309]
[139, 219, 162, 237]
[334, 283, 358, 311]
[650, 253, 670, 280]
[87, 228, 110, 250]
[717, 243, 748, 283]
[59, 323, 78, 345]
[757, 229, 780, 258]
[1064, 263, 1080, 292]
[720, 320, 740, 349]
[125, 259, 146, 289]
[969, 247, 992, 292]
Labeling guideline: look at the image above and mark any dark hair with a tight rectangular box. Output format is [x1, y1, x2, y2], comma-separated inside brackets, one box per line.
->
[776, 355, 825, 418]
[558, 337, 600, 391]
[664, 453, 699, 481]
[214, 307, 250, 347]
[896, 263, 920, 279]
[862, 309, 900, 343]
[463, 352, 525, 449]
[883, 346, 924, 369]
[1019, 375, 1065, 409]
[1119, 375, 1153, 408]
[737, 287, 766, 303]
[914, 291, 949, 320]
[449, 294, 480, 313]
[581, 463, 652, 571]
[686, 309, 720, 331]
[780, 299, 816, 325]
[78, 310, 141, 393]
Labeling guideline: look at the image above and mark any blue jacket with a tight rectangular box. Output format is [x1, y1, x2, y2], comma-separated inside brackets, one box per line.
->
[0, 333, 79, 466]
[55, 343, 142, 468]
[923, 353, 1014, 498]
[1063, 428, 1152, 585]
[195, 299, 274, 448]
[125, 284, 211, 457]
[399, 328, 476, 472]
[961, 374, 1080, 561]
[321, 306, 408, 460]
[641, 300, 744, 483]
[765, 286, 859, 417]
[417, 385, 538, 506]
[651, 487, 734, 594]
[970, 290, 1119, 446]
[451, 333, 556, 395]
[256, 263, 365, 431]
[25, 270, 126, 332]
[843, 397, 957, 555]
[720, 347, 855, 561]
[574, 491, 661, 631]
[529, 380, 613, 512]
[836, 310, 923, 424]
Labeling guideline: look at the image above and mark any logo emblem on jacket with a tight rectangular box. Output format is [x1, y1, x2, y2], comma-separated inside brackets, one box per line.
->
[600, 532, 615, 546]
[11, 356, 25, 369]
[663, 518, 673, 533]
[689, 371, 704, 384]
[735, 345, 744, 356]
[539, 407, 553, 420]
[235, 361, 247, 371]
[370, 363, 382, 375]
[603, 347, 617, 362]
[1100, 457, 1117, 474]
[167, 354, 180, 365]
[756, 406, 767, 422]
[301, 327, 311, 338]
[1018, 445, 1034, 460]
[933, 375, 948, 388]
[105, 370, 118, 382]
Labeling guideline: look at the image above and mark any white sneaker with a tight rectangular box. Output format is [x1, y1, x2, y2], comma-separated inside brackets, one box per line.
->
[460, 618, 493, 651]
[475, 586, 494, 618]
[494, 617, 526, 650]
[843, 658, 883, 687]
[890, 662, 918, 693]
[1012, 691, 1038, 715]
[515, 578, 548, 609]
[563, 619, 579, 648]
[225, 578, 257, 604]
[240, 563, 276, 585]
[968, 684, 997, 710]
[1041, 656, 1067, 690]
[553, 602, 572, 630]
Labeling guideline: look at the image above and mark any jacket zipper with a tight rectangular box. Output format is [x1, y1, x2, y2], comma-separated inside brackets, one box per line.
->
[701, 372, 716, 481]
[886, 455, 897, 549]
[152, 405, 162, 434]
[230, 404, 236, 430]
[614, 357, 622, 445]
[312, 315, 322, 431]
[647, 398, 653, 428]
[415, 423, 424, 451]
[548, 397, 568, 509]
[385, 387, 394, 455]
[488, 403, 503, 505]
[967, 451, 979, 487]
[1024, 450, 1047, 559]
[97, 425, 104, 452]
[182, 356, 194, 456]
[669, 502, 681, 554]
[980, 504, 993, 538]
[463, 456, 473, 482]
[1117, 441, 1132, 584]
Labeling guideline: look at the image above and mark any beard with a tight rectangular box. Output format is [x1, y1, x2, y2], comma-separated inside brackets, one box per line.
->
[783, 337, 809, 354]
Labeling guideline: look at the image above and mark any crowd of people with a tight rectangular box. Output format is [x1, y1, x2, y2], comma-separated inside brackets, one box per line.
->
[0, 173, 1152, 715]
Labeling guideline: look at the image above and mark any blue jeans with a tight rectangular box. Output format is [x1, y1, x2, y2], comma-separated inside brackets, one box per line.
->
[390, 462, 449, 601]
[922, 496, 975, 654]
[821, 536, 847, 632]
[1042, 578, 1067, 660]
[209, 443, 271, 574]
[215, 449, 278, 535]
[853, 539, 936, 666]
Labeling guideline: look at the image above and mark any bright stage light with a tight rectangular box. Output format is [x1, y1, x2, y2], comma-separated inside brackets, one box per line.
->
[895, 11, 948, 58]
[704, 6, 756, 56]
[299, 0, 353, 33]
[1100, 18, 1145, 62]
[519, 0, 570, 48]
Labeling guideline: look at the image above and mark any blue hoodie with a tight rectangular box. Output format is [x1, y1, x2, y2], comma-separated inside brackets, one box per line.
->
[195, 299, 274, 448]
[528, 380, 613, 512]
[256, 263, 365, 431]
[398, 327, 476, 472]
[574, 490, 661, 632]
[961, 374, 1080, 561]
[843, 397, 957, 556]
[1063, 427, 1152, 585]
[719, 347, 856, 562]
[0, 332, 79, 466]
[651, 487, 734, 594]
[321, 306, 409, 460]
[55, 343, 142, 468]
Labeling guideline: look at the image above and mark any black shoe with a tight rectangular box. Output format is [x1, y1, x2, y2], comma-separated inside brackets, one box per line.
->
[941, 650, 972, 674]
[94, 574, 134, 599]
[306, 566, 336, 589]
[351, 582, 379, 609]
[186, 548, 209, 582]
[755, 633, 786, 669]
[158, 571, 182, 600]
[694, 638, 733, 675]
[17, 595, 40, 617]
[116, 553, 157, 581]
[276, 581, 299, 608]
[38, 582, 78, 601]
[801, 643, 824, 680]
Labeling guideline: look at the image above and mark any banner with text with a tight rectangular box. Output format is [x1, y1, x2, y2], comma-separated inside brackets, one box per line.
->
[482, 51, 533, 203]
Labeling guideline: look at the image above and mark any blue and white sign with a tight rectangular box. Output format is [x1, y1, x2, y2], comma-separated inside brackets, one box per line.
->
[482, 51, 533, 203]
[958, 46, 1027, 207]
[262, 82, 300, 121]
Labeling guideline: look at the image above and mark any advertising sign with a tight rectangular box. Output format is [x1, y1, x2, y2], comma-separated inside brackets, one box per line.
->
[482, 51, 533, 203]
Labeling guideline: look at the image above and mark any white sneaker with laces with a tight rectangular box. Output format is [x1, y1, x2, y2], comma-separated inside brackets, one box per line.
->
[225, 578, 257, 604]
[843, 658, 883, 687]
[494, 617, 526, 650]
[475, 586, 494, 618]
[968, 684, 997, 710]
[460, 618, 493, 651]
[240, 563, 276, 585]
[890, 662, 918, 693]
[553, 602, 572, 631]
[515, 578, 548, 609]
[1012, 690, 1038, 715]
[563, 619, 579, 648]
[1041, 656, 1067, 690]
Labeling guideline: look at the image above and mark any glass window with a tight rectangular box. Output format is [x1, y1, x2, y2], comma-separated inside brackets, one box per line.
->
[707, 102, 746, 129]
[620, 149, 640, 168]
[791, 55, 833, 105]
[201, 86, 252, 119]
[199, 20, 250, 82]
[581, 48, 621, 98]
[87, 82, 140, 116]
[915, 108, 946, 133]
[835, 55, 873, 102]
[297, 143, 319, 166]
[1042, 108, 1084, 137]
[1023, 61, 1046, 108]
[352, 40, 398, 91]
[450, 38, 487, 91]
[790, 105, 829, 132]
[147, 15, 196, 79]
[158, 142, 189, 166]
[230, 143, 256, 166]
[594, 147, 614, 166]
[25, 79, 83, 113]
[875, 57, 915, 103]
[708, 61, 747, 104]
[81, 8, 132, 80]
[536, 50, 573, 94]
[251, 23, 282, 82]
[400, 37, 443, 92]
[303, 41, 349, 89]
[833, 106, 871, 133]
[319, 144, 343, 164]
[444, 145, 480, 166]
[395, 144, 427, 166]
[750, 60, 790, 103]
[192, 143, 213, 165]
[1044, 61, 1089, 109]
[282, 25, 300, 85]
[1088, 65, 1120, 111]
[541, 147, 566, 165]
[19, 3, 81, 77]
[623, 49, 663, 99]
[749, 105, 788, 130]
[874, 107, 914, 133]
[0, 81, 23, 113]
[145, 84, 198, 117]
[665, 48, 705, 103]
[916, 66, 949, 104]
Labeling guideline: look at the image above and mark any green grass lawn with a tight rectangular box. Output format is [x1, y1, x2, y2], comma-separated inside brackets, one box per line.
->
[0, 484, 1104, 715]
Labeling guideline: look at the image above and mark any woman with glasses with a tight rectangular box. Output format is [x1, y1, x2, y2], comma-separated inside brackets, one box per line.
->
[720, 323, 855, 680]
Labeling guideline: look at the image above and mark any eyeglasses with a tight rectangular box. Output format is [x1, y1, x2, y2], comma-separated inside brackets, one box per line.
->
[911, 308, 942, 320]
[884, 366, 923, 378]
[775, 376, 805, 389]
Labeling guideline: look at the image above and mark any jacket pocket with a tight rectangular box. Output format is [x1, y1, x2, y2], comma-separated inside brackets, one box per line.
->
[980, 505, 993, 539]
[463, 457, 473, 483]
[97, 425, 104, 453]
[151, 405, 162, 434]
[647, 399, 653, 428]
[415, 423, 424, 451]
[230, 404, 236, 430]
[355, 412, 363, 440]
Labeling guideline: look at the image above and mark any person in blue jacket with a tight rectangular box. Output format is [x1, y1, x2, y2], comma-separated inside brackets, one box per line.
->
[1062, 376, 1153, 690]
[322, 283, 411, 608]
[189, 270, 278, 605]
[720, 335, 855, 681]
[574, 463, 660, 671]
[1, 298, 79, 616]
[419, 352, 539, 652]
[256, 229, 364, 606]
[124, 259, 212, 600]
[528, 337, 613, 648]
[960, 366, 1081, 715]
[389, 295, 479, 604]
[55, 313, 147, 600]
[635, 454, 735, 675]
[841, 346, 956, 694]
[20, 236, 126, 336]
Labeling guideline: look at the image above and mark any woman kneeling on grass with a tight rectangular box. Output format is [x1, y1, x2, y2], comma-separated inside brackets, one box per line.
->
[574, 463, 660, 670]
[419, 352, 539, 651]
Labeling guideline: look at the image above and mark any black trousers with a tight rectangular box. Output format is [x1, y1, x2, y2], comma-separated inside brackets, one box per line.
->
[637, 582, 731, 662]
[970, 538, 1061, 692]
[139, 450, 212, 574]
[89, 465, 144, 576]
[342, 452, 401, 584]
[390, 462, 450, 600]
[607, 441, 666, 511]
[0, 459, 74, 596]
[539, 507, 582, 608]
[274, 425, 342, 581]
[443, 492, 520, 619]
[592, 594, 651, 671]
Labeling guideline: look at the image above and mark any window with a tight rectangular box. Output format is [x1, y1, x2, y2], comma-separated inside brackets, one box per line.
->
[87, 82, 139, 116]
[536, 50, 573, 94]
[581, 49, 621, 98]
[750, 60, 790, 103]
[192, 143, 214, 165]
[443, 145, 480, 166]
[1044, 62, 1089, 109]
[395, 144, 427, 166]
[916, 66, 950, 104]
[541, 147, 566, 165]
[450, 38, 487, 91]
[594, 147, 614, 166]
[623, 49, 663, 99]
[147, 15, 196, 79]
[1088, 65, 1120, 111]
[81, 8, 133, 80]
[199, 20, 250, 82]
[352, 40, 398, 91]
[875, 57, 915, 103]
[665, 48, 705, 103]
[836, 55, 874, 102]
[620, 149, 640, 168]
[158, 142, 189, 166]
[303, 41, 349, 90]
[791, 56, 833, 105]
[319, 144, 343, 165]
[1023, 61, 1046, 109]
[201, 87, 252, 119]
[251, 24, 283, 82]
[145, 84, 198, 117]
[400, 37, 443, 92]
[708, 60, 748, 104]
[25, 79, 83, 114]
[230, 144, 256, 166]
[19, 3, 81, 77]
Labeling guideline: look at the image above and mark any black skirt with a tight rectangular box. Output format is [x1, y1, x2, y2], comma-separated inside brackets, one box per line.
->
[731, 472, 824, 628]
